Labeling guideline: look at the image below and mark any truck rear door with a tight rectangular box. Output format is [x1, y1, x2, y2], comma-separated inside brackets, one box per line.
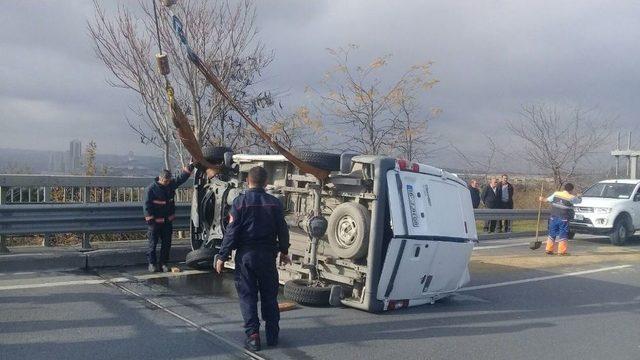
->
[377, 168, 475, 302]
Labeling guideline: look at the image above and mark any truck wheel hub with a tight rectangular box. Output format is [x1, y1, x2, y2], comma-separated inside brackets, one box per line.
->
[337, 216, 357, 247]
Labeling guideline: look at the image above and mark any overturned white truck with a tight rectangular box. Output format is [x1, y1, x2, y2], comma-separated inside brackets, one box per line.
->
[186, 149, 476, 312]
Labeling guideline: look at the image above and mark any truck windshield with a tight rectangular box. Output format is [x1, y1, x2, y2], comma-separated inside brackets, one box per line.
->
[582, 183, 637, 199]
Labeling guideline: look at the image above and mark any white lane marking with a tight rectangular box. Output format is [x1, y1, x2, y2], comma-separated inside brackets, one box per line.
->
[0, 279, 107, 291]
[459, 265, 633, 292]
[114, 283, 266, 360]
[474, 242, 530, 250]
[0, 269, 211, 291]
[134, 269, 208, 280]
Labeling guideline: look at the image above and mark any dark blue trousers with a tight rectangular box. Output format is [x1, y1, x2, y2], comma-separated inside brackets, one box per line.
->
[234, 249, 280, 340]
[147, 222, 173, 265]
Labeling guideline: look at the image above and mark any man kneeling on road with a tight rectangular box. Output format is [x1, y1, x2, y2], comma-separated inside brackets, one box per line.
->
[143, 164, 194, 272]
[540, 182, 581, 256]
[215, 166, 291, 351]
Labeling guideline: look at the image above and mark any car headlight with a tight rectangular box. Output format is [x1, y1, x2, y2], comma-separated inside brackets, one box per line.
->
[594, 207, 612, 214]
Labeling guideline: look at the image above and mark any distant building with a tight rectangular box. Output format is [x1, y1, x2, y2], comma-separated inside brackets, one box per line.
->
[67, 139, 82, 173]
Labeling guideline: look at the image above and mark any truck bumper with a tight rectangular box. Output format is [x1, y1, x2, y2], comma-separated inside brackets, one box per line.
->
[569, 221, 612, 235]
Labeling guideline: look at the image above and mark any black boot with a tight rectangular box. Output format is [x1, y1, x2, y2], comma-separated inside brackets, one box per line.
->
[245, 333, 261, 351]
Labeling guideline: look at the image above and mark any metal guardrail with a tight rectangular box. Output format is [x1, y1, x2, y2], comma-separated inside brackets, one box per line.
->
[473, 208, 550, 221]
[0, 202, 546, 248]
[0, 203, 190, 236]
[0, 174, 194, 252]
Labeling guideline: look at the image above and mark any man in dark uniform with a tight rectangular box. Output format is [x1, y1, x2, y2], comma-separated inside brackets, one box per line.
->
[143, 164, 194, 272]
[215, 166, 290, 351]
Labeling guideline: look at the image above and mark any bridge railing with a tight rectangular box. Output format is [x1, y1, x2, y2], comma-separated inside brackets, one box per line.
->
[0, 174, 194, 252]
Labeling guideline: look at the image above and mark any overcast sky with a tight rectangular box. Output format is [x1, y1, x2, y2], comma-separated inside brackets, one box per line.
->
[1, 1, 639, 171]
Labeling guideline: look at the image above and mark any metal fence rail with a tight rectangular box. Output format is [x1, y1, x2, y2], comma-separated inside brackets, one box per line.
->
[474, 208, 549, 221]
[0, 203, 190, 236]
[0, 202, 547, 250]
[0, 174, 194, 204]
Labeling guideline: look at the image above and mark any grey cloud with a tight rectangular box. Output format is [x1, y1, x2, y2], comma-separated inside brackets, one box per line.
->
[1, 0, 638, 170]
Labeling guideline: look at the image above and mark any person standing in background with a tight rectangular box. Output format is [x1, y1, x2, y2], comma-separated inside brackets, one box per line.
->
[468, 179, 481, 209]
[499, 174, 515, 232]
[481, 178, 502, 233]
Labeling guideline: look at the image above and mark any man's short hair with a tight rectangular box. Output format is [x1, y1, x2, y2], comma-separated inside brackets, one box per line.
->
[248, 166, 268, 187]
[564, 183, 574, 192]
[159, 169, 172, 180]
[501, 174, 508, 178]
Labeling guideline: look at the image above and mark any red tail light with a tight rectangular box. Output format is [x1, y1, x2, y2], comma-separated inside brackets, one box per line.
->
[397, 159, 420, 172]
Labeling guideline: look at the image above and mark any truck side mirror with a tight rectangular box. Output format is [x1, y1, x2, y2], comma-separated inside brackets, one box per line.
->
[634, 193, 640, 202]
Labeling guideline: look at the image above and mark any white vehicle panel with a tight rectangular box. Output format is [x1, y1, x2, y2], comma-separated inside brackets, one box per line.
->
[376, 238, 473, 300]
[386, 170, 474, 239]
[378, 169, 474, 303]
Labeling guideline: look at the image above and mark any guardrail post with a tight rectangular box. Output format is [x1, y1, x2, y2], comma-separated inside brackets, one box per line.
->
[42, 186, 53, 247]
[0, 186, 10, 254]
[80, 186, 92, 251]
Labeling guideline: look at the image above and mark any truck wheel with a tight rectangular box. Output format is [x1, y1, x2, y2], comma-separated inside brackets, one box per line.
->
[327, 202, 370, 259]
[202, 146, 231, 163]
[567, 231, 575, 240]
[185, 247, 216, 269]
[297, 151, 341, 171]
[610, 216, 632, 246]
[284, 279, 331, 306]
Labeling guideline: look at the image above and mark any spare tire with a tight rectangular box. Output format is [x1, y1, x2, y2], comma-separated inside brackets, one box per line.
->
[297, 151, 341, 171]
[202, 146, 232, 163]
[327, 202, 370, 259]
[284, 279, 331, 306]
[185, 247, 216, 270]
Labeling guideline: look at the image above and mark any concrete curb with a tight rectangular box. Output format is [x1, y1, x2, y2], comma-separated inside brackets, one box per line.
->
[0, 245, 193, 272]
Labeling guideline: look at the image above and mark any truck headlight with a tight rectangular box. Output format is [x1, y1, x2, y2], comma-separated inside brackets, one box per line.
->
[594, 207, 612, 214]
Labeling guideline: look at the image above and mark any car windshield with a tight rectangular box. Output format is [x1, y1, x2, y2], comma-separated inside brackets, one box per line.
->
[582, 183, 637, 199]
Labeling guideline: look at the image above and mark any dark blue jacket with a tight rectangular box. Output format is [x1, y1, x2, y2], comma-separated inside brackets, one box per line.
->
[143, 167, 192, 222]
[218, 188, 290, 261]
[468, 185, 480, 209]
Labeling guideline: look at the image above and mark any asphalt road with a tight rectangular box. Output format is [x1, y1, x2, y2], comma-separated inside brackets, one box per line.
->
[2, 235, 640, 360]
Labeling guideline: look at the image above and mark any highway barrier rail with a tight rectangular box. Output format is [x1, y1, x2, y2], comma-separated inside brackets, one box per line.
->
[0, 174, 549, 252]
[0, 202, 190, 235]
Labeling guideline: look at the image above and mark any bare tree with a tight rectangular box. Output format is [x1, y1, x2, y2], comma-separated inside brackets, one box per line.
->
[508, 104, 612, 188]
[88, 0, 272, 168]
[450, 136, 498, 182]
[84, 141, 97, 176]
[390, 92, 441, 161]
[312, 45, 438, 155]
[262, 106, 327, 151]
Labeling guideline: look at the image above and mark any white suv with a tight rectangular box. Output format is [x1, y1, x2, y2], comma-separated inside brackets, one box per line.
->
[570, 179, 640, 245]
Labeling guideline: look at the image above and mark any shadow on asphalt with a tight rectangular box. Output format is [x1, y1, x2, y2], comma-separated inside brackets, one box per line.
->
[0, 286, 239, 360]
[268, 267, 640, 352]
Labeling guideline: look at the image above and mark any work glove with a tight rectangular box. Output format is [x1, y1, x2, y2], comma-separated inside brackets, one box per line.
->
[145, 216, 154, 226]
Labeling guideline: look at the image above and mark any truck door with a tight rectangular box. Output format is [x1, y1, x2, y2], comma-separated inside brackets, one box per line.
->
[377, 169, 474, 302]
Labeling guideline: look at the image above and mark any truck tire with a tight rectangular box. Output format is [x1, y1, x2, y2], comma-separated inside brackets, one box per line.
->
[610, 216, 632, 246]
[297, 151, 341, 171]
[327, 202, 370, 259]
[284, 279, 331, 306]
[185, 247, 216, 269]
[202, 146, 231, 163]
